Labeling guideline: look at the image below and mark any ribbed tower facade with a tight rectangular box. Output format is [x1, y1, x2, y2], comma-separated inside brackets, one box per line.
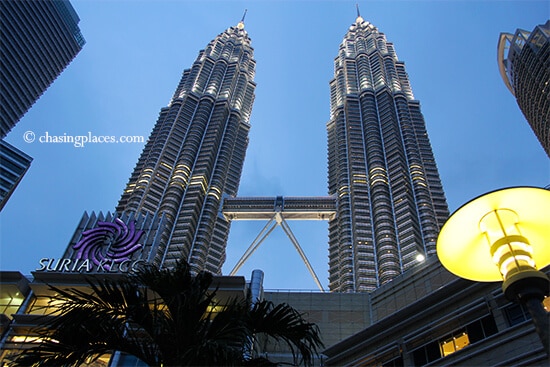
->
[498, 20, 550, 158]
[327, 14, 449, 292]
[0, 0, 85, 137]
[116, 20, 256, 274]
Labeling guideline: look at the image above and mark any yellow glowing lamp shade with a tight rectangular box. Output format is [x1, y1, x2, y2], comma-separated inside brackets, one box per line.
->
[436, 187, 550, 282]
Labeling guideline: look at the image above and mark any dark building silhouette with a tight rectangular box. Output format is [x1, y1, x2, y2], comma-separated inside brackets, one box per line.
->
[0, 0, 85, 137]
[0, 140, 32, 211]
[0, 0, 84, 210]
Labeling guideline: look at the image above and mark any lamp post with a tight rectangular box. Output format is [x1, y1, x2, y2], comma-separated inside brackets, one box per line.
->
[436, 187, 550, 356]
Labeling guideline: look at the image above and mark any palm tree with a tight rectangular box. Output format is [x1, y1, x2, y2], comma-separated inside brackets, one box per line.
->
[13, 261, 323, 366]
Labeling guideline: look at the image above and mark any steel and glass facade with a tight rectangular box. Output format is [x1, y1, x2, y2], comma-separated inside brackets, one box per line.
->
[327, 15, 449, 292]
[0, 0, 85, 137]
[116, 21, 256, 275]
[498, 20, 550, 158]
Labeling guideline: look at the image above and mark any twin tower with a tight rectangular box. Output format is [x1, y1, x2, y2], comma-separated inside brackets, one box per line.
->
[62, 13, 449, 293]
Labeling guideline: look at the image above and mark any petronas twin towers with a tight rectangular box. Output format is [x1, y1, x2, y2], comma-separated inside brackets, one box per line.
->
[114, 12, 449, 292]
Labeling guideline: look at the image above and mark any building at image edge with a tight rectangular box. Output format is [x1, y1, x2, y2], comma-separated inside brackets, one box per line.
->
[0, 0, 85, 137]
[498, 20, 550, 158]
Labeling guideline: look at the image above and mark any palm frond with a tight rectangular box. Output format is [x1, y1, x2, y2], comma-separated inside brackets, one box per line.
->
[248, 300, 324, 366]
[13, 278, 161, 367]
[13, 261, 323, 367]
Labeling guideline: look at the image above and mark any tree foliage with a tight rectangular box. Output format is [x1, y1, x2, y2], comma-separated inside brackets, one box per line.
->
[14, 262, 323, 366]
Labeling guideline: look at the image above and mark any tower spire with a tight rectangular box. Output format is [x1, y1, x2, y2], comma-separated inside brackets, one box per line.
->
[355, 3, 364, 23]
[237, 9, 247, 29]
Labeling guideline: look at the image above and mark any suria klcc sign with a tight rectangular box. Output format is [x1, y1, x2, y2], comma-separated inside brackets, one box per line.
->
[37, 218, 146, 273]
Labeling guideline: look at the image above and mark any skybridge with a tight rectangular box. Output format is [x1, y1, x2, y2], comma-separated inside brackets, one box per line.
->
[222, 196, 336, 291]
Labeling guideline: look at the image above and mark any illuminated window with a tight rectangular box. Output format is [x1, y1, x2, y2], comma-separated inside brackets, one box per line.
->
[0, 293, 25, 318]
[440, 332, 469, 357]
[412, 316, 497, 364]
[26, 295, 63, 316]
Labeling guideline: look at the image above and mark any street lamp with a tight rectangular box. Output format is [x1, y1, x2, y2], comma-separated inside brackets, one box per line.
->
[436, 187, 550, 356]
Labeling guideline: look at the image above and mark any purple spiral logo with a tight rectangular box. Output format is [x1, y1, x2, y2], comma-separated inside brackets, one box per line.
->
[73, 218, 144, 269]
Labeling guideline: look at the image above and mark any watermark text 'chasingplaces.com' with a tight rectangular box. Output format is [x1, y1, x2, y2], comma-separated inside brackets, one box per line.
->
[23, 131, 145, 148]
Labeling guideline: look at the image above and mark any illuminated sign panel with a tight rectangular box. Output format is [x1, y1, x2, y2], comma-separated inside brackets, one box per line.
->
[36, 218, 145, 273]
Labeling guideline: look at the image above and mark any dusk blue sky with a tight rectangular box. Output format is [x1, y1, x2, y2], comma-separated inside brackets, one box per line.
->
[1, 0, 549, 291]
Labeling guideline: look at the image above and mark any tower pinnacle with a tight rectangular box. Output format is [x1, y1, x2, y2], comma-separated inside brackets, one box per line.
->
[355, 3, 364, 23]
[237, 9, 247, 29]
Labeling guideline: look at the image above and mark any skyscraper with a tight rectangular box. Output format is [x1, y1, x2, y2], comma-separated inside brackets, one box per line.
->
[0, 140, 32, 211]
[116, 19, 256, 275]
[327, 12, 449, 292]
[1, 0, 83, 211]
[0, 0, 85, 137]
[498, 20, 550, 158]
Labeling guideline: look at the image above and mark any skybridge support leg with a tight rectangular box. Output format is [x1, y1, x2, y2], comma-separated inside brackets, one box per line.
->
[230, 216, 278, 276]
[278, 215, 325, 292]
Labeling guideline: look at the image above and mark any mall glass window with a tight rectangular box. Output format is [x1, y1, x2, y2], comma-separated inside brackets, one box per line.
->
[411, 314, 498, 365]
